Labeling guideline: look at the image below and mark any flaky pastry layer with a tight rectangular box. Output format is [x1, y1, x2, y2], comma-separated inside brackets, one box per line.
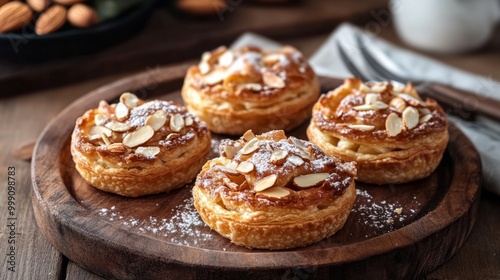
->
[181, 45, 320, 135]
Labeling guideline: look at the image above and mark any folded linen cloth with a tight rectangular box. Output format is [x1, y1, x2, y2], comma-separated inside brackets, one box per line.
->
[231, 23, 500, 194]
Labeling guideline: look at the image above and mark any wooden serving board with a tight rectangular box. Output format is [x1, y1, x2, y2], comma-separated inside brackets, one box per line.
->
[31, 64, 482, 280]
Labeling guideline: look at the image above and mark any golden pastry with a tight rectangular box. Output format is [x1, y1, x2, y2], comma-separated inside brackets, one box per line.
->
[70, 92, 211, 197]
[181, 45, 320, 135]
[307, 78, 449, 184]
[192, 130, 356, 250]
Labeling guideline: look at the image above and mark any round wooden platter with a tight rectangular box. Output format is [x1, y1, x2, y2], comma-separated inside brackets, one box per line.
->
[32, 64, 482, 280]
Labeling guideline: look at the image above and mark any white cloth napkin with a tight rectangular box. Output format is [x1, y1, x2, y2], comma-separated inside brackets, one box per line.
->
[231, 24, 500, 194]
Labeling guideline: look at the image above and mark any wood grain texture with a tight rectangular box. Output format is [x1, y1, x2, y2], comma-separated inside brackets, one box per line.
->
[31, 64, 482, 280]
[0, 0, 387, 95]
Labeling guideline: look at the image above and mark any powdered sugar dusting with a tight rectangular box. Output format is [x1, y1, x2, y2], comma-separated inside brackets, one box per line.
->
[98, 197, 213, 246]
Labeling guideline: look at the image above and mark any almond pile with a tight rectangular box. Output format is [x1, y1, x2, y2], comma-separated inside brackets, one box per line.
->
[86, 92, 195, 159]
[218, 130, 333, 199]
[348, 82, 433, 137]
[196, 46, 309, 93]
[0, 0, 99, 35]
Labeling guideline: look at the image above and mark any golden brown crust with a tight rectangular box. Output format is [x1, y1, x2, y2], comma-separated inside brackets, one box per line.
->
[181, 45, 320, 135]
[307, 78, 449, 184]
[193, 130, 357, 249]
[70, 93, 211, 197]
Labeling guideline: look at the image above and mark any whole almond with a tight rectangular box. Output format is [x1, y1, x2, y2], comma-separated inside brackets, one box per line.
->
[36, 5, 67, 35]
[67, 3, 99, 28]
[0, 2, 33, 33]
[53, 0, 84, 5]
[27, 0, 51, 12]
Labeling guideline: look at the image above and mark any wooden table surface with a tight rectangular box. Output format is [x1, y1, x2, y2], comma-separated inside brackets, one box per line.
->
[1, 3, 500, 280]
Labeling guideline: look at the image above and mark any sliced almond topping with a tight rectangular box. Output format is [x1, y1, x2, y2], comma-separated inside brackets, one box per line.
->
[239, 83, 263, 91]
[419, 114, 432, 124]
[145, 110, 167, 131]
[389, 97, 407, 113]
[105, 121, 131, 132]
[184, 116, 194, 126]
[223, 177, 239, 190]
[94, 114, 107, 126]
[263, 72, 285, 89]
[353, 104, 374, 111]
[402, 106, 419, 130]
[108, 143, 128, 154]
[399, 93, 426, 107]
[386, 113, 403, 137]
[262, 54, 282, 65]
[348, 124, 375, 131]
[135, 146, 160, 158]
[254, 174, 278, 192]
[242, 130, 256, 142]
[418, 108, 432, 115]
[289, 136, 308, 150]
[201, 51, 211, 62]
[166, 133, 180, 141]
[225, 160, 239, 171]
[257, 187, 290, 199]
[122, 126, 154, 148]
[287, 155, 304, 166]
[115, 102, 129, 120]
[88, 125, 112, 138]
[223, 145, 238, 159]
[337, 139, 359, 151]
[370, 82, 387, 93]
[365, 93, 381, 105]
[293, 173, 330, 188]
[218, 51, 234, 67]
[270, 149, 288, 164]
[236, 161, 254, 174]
[372, 100, 389, 109]
[120, 93, 140, 109]
[204, 71, 226, 85]
[170, 113, 185, 132]
[199, 62, 210, 75]
[101, 134, 111, 146]
[360, 83, 372, 92]
[240, 137, 260, 155]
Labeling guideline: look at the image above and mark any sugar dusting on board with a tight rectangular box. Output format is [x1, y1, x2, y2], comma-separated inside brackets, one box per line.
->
[98, 197, 213, 246]
[351, 188, 421, 238]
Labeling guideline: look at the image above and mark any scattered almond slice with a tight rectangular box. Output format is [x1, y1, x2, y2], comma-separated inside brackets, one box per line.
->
[135, 146, 160, 158]
[289, 136, 308, 150]
[120, 93, 139, 109]
[170, 113, 185, 132]
[240, 138, 260, 155]
[201, 51, 211, 62]
[242, 130, 256, 142]
[236, 161, 254, 174]
[360, 83, 372, 92]
[225, 160, 239, 171]
[105, 121, 131, 132]
[419, 114, 432, 124]
[218, 51, 234, 67]
[348, 124, 375, 131]
[418, 108, 432, 115]
[223, 145, 238, 159]
[287, 155, 304, 166]
[394, 207, 403, 215]
[108, 143, 128, 154]
[372, 100, 389, 109]
[115, 102, 129, 120]
[389, 97, 407, 113]
[258, 187, 290, 199]
[365, 93, 381, 105]
[370, 82, 387, 93]
[261, 54, 282, 64]
[204, 71, 226, 85]
[402, 106, 419, 129]
[88, 125, 112, 139]
[254, 174, 278, 192]
[263, 72, 285, 89]
[223, 177, 239, 190]
[353, 104, 374, 111]
[101, 134, 111, 146]
[122, 126, 154, 148]
[239, 83, 263, 91]
[270, 149, 288, 164]
[199, 62, 210, 75]
[145, 110, 167, 131]
[166, 133, 180, 141]
[293, 173, 330, 188]
[184, 116, 194, 126]
[399, 93, 427, 107]
[386, 113, 403, 137]
[94, 114, 107, 126]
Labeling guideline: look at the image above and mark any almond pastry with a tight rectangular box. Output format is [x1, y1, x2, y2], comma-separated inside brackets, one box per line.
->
[181, 45, 320, 135]
[192, 130, 356, 250]
[307, 78, 449, 184]
[70, 92, 211, 197]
